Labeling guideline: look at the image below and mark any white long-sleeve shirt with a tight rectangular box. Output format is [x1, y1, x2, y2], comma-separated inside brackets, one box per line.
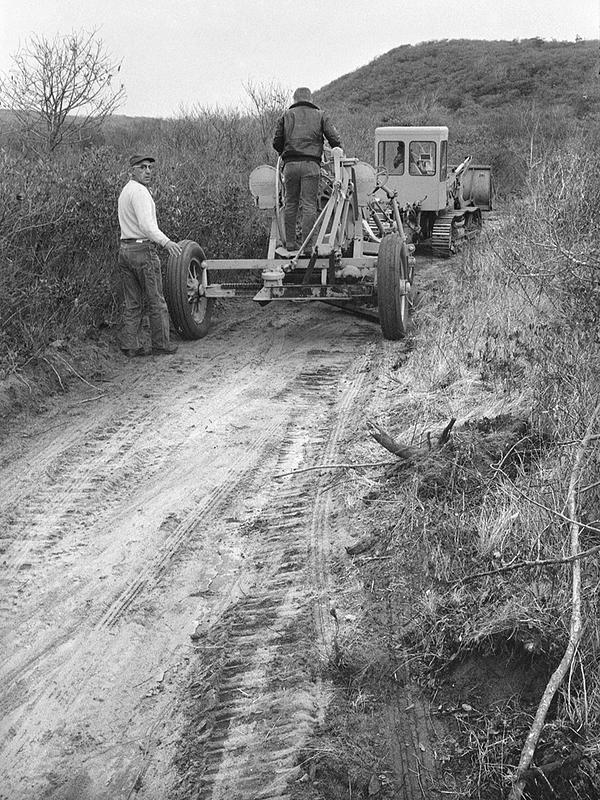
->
[118, 179, 169, 247]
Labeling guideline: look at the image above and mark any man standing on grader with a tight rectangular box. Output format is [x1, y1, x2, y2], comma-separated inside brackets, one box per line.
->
[272, 87, 342, 256]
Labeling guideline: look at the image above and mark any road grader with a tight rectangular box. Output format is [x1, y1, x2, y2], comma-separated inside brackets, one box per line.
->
[164, 126, 493, 342]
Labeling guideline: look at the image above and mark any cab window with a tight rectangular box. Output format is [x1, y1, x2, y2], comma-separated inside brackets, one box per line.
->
[440, 140, 448, 181]
[378, 141, 405, 175]
[409, 141, 436, 176]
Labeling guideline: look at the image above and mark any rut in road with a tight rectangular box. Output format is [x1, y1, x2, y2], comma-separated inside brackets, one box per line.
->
[171, 339, 376, 800]
[1, 307, 403, 800]
[0, 305, 443, 800]
[0, 311, 297, 796]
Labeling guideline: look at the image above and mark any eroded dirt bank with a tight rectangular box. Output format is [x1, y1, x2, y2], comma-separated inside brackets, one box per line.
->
[0, 298, 439, 800]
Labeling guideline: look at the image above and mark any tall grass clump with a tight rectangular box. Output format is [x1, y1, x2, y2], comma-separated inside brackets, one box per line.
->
[0, 146, 123, 375]
[376, 128, 600, 796]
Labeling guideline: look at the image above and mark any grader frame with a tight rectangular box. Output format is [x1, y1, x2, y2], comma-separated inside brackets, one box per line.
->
[165, 147, 414, 343]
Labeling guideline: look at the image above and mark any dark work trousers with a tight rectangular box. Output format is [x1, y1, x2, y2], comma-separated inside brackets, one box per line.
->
[118, 241, 170, 350]
[283, 160, 320, 251]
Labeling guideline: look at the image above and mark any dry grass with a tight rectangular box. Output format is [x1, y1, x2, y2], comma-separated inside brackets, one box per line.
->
[334, 133, 600, 797]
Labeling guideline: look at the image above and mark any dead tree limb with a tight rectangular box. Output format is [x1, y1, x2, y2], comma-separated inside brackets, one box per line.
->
[457, 542, 600, 584]
[508, 406, 600, 800]
[275, 416, 456, 479]
[274, 460, 397, 478]
[438, 417, 457, 447]
[367, 418, 455, 461]
[367, 420, 417, 460]
[498, 480, 600, 537]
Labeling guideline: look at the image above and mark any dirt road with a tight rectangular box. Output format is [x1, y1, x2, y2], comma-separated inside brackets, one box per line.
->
[0, 299, 435, 800]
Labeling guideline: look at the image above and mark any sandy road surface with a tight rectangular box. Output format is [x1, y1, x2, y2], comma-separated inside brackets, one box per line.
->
[0, 299, 417, 800]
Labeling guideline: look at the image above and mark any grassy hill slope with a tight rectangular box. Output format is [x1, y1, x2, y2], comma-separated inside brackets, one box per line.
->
[315, 38, 599, 119]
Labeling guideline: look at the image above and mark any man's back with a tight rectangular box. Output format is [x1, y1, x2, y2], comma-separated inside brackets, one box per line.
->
[272, 87, 342, 254]
[273, 99, 341, 164]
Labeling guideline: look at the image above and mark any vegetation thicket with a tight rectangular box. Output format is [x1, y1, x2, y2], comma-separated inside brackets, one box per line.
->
[0, 103, 277, 378]
[373, 131, 600, 797]
[1, 36, 600, 796]
[303, 114, 600, 798]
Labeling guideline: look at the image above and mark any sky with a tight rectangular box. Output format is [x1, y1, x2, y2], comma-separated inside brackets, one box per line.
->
[1, 0, 598, 118]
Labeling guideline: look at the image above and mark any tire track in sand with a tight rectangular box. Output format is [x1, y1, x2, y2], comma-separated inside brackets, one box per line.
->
[170, 338, 376, 800]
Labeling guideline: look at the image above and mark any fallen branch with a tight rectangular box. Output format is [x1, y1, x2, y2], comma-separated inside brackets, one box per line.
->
[498, 480, 600, 537]
[554, 434, 600, 446]
[367, 417, 456, 460]
[74, 394, 106, 404]
[43, 357, 65, 391]
[367, 420, 417, 460]
[579, 478, 600, 494]
[274, 460, 396, 479]
[457, 542, 600, 584]
[508, 405, 600, 800]
[52, 352, 101, 391]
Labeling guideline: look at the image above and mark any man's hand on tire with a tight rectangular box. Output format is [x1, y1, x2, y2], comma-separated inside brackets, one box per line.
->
[164, 241, 183, 257]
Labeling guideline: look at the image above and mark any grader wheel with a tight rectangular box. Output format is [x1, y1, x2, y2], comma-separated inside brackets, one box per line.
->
[165, 240, 214, 340]
[377, 232, 413, 340]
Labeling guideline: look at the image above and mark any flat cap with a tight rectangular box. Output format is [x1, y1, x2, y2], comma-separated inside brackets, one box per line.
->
[129, 153, 155, 167]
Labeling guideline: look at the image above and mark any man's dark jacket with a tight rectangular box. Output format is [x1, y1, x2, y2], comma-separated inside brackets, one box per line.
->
[273, 101, 342, 164]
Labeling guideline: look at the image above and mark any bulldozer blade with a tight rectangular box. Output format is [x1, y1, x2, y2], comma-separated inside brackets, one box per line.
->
[461, 165, 493, 211]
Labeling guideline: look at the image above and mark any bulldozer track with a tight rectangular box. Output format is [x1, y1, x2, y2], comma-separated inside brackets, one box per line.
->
[431, 218, 454, 258]
[0, 322, 290, 636]
[355, 338, 444, 799]
[309, 349, 373, 650]
[98, 418, 282, 631]
[0, 418, 283, 769]
[431, 209, 483, 259]
[173, 345, 376, 800]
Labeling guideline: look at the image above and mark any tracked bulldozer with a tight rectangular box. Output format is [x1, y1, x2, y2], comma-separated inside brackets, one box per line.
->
[370, 126, 493, 257]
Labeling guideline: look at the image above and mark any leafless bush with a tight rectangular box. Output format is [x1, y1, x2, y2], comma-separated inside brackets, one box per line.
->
[244, 80, 289, 160]
[0, 29, 125, 154]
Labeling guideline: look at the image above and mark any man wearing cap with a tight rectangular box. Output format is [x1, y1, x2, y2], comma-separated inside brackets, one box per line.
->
[273, 87, 342, 255]
[117, 154, 182, 356]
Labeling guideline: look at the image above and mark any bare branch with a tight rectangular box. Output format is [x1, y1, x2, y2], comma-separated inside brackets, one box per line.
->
[367, 420, 419, 460]
[274, 460, 397, 479]
[367, 418, 456, 461]
[498, 480, 600, 537]
[458, 542, 600, 584]
[0, 29, 125, 153]
[508, 405, 600, 799]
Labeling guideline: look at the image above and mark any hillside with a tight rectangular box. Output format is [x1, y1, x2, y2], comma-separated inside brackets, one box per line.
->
[315, 38, 599, 118]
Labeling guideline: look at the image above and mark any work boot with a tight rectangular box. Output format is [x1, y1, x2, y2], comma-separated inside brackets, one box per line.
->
[121, 347, 147, 357]
[152, 343, 178, 355]
[275, 245, 298, 258]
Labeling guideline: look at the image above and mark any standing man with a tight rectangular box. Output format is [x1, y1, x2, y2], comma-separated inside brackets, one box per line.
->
[117, 154, 182, 356]
[273, 87, 342, 255]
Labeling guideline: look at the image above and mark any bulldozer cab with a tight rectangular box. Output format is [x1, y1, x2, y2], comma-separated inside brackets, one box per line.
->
[375, 126, 449, 212]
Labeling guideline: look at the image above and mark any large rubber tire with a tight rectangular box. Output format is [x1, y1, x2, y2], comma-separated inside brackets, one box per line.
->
[165, 240, 214, 340]
[377, 232, 413, 340]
